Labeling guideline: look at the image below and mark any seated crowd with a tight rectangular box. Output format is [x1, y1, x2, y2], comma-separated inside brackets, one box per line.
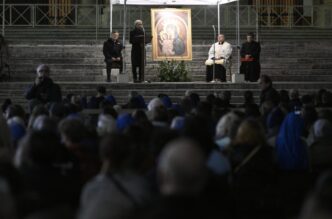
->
[1, 70, 332, 219]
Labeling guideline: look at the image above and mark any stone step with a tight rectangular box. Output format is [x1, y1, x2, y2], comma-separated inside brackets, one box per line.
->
[0, 82, 330, 110]
[5, 27, 332, 42]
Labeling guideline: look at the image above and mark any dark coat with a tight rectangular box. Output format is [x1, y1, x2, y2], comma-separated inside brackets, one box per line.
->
[240, 41, 261, 82]
[25, 77, 62, 103]
[260, 85, 280, 106]
[130, 28, 151, 67]
[103, 38, 123, 64]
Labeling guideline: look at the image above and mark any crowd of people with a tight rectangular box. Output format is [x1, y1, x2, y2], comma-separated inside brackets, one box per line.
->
[0, 68, 332, 219]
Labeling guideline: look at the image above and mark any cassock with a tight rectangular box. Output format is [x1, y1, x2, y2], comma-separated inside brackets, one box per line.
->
[129, 28, 151, 82]
[206, 41, 233, 82]
[103, 38, 123, 81]
[240, 41, 261, 82]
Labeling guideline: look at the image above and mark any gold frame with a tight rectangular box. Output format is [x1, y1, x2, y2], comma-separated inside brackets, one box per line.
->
[151, 8, 192, 61]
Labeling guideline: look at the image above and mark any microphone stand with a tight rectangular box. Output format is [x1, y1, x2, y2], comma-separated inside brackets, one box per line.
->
[141, 26, 146, 82]
[211, 25, 217, 83]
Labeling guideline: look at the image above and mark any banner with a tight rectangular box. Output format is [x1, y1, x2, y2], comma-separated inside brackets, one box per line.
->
[151, 8, 192, 61]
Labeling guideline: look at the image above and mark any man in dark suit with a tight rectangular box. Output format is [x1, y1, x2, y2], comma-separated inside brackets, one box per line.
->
[103, 31, 123, 82]
[129, 20, 151, 83]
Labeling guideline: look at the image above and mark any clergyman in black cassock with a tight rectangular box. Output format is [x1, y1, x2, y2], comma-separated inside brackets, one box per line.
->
[130, 20, 151, 82]
[240, 32, 261, 82]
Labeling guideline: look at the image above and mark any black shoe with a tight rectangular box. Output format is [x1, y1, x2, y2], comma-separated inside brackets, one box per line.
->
[106, 79, 111, 82]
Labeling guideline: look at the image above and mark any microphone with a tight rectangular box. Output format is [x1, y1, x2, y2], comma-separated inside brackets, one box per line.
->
[212, 25, 215, 31]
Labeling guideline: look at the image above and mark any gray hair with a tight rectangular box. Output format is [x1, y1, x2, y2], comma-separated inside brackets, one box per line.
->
[134, 19, 143, 26]
[158, 138, 207, 195]
[97, 114, 117, 137]
[36, 64, 50, 75]
[215, 112, 241, 139]
[147, 97, 163, 111]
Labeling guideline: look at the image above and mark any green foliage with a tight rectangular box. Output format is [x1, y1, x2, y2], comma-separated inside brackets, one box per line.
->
[157, 60, 190, 82]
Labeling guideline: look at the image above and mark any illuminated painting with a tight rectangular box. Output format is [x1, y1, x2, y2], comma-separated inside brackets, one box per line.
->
[151, 8, 192, 61]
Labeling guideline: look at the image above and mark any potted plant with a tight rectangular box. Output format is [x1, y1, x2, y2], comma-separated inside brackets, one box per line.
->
[157, 60, 190, 82]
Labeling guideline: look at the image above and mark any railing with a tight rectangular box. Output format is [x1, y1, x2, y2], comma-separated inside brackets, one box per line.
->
[220, 5, 332, 28]
[0, 4, 331, 29]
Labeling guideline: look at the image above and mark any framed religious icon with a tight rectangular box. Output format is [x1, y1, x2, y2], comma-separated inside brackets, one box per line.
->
[151, 8, 192, 61]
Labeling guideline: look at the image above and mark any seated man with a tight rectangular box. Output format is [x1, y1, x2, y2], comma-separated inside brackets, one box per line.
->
[103, 30, 124, 82]
[205, 34, 232, 82]
[25, 64, 62, 112]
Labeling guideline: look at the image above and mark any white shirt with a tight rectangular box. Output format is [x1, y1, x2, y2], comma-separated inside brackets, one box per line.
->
[208, 41, 233, 60]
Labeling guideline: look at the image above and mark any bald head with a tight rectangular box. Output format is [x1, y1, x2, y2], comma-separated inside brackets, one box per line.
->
[158, 138, 207, 196]
[36, 64, 50, 78]
[218, 34, 225, 43]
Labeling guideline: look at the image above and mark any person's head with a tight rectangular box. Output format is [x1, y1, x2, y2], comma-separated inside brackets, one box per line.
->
[313, 119, 332, 139]
[216, 112, 241, 139]
[147, 97, 163, 111]
[58, 118, 88, 147]
[299, 172, 332, 219]
[218, 34, 225, 43]
[0, 177, 17, 219]
[97, 114, 117, 137]
[0, 114, 11, 150]
[132, 109, 148, 123]
[97, 86, 106, 96]
[322, 91, 332, 106]
[302, 94, 315, 107]
[234, 118, 266, 146]
[157, 138, 208, 196]
[244, 90, 254, 104]
[111, 30, 119, 40]
[223, 90, 232, 102]
[32, 115, 58, 134]
[260, 74, 272, 90]
[302, 105, 318, 131]
[36, 64, 50, 79]
[189, 93, 200, 107]
[5, 105, 25, 121]
[196, 101, 212, 116]
[245, 103, 261, 118]
[246, 32, 254, 42]
[49, 102, 67, 120]
[134, 20, 143, 29]
[129, 90, 139, 99]
[151, 105, 168, 124]
[116, 113, 134, 133]
[100, 133, 133, 172]
[279, 90, 290, 103]
[1, 99, 11, 114]
[170, 116, 185, 131]
[15, 130, 61, 168]
[182, 115, 215, 155]
[290, 89, 300, 100]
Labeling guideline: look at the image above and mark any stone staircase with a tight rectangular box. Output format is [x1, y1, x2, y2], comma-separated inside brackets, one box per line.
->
[7, 40, 332, 82]
[4, 26, 332, 42]
[1, 27, 332, 109]
[1, 82, 331, 109]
